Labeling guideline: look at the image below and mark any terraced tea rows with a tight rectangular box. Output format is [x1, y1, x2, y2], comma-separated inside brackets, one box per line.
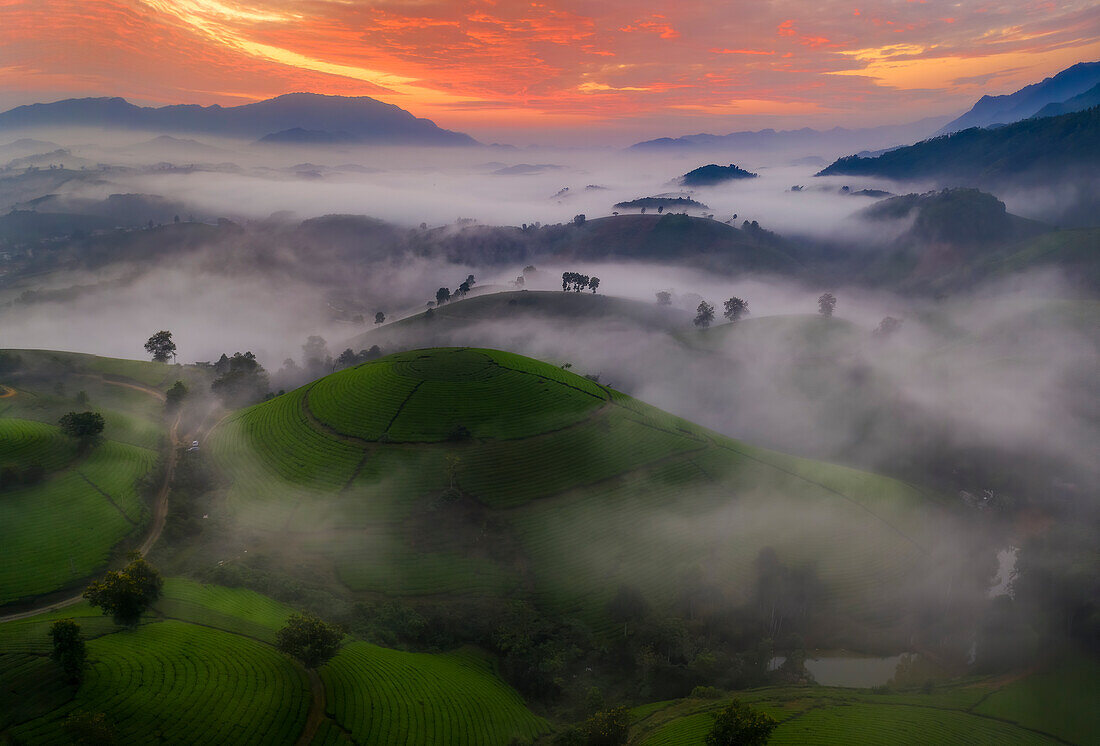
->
[632, 681, 1073, 746]
[306, 348, 606, 442]
[207, 346, 950, 640]
[6, 621, 309, 745]
[0, 581, 548, 746]
[0, 419, 78, 473]
[0, 440, 155, 604]
[321, 643, 548, 744]
[0, 349, 190, 608]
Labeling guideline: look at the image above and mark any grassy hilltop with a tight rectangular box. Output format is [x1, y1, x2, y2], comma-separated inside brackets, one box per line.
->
[209, 346, 950, 645]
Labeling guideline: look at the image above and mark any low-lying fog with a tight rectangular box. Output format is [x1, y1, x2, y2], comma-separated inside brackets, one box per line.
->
[2, 127, 1096, 498]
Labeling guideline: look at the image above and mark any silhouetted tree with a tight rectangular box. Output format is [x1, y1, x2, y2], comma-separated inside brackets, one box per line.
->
[589, 277, 600, 293]
[874, 316, 902, 337]
[211, 352, 270, 407]
[818, 292, 837, 317]
[83, 552, 164, 627]
[165, 380, 187, 412]
[573, 214, 586, 225]
[144, 330, 176, 363]
[656, 291, 672, 306]
[436, 287, 451, 305]
[276, 613, 344, 668]
[336, 349, 358, 370]
[300, 336, 331, 378]
[374, 311, 385, 325]
[465, 274, 476, 287]
[49, 619, 86, 684]
[694, 301, 715, 329]
[723, 297, 748, 322]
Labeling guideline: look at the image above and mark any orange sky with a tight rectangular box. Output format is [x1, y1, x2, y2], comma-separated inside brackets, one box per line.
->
[1, 0, 1099, 143]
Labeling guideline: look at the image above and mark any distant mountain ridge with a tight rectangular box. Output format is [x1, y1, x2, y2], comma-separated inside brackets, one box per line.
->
[1030, 82, 1100, 119]
[817, 106, 1100, 182]
[937, 61, 1100, 134]
[629, 117, 949, 152]
[0, 93, 478, 146]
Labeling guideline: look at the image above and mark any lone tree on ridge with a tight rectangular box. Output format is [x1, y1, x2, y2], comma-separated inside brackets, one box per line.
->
[694, 301, 715, 329]
[144, 330, 176, 363]
[723, 297, 749, 322]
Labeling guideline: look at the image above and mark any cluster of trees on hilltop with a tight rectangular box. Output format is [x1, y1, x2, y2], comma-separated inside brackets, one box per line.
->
[561, 271, 600, 293]
[433, 274, 477, 306]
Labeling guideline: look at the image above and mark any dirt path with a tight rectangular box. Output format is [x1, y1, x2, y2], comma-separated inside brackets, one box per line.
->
[0, 379, 182, 624]
[295, 669, 327, 746]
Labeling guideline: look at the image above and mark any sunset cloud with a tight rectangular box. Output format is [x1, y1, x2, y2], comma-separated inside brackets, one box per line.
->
[1, 0, 1098, 143]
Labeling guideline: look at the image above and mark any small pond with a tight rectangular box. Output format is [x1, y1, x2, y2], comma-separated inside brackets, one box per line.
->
[803, 653, 904, 688]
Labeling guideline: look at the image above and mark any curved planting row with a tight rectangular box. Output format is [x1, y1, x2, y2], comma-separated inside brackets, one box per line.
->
[153, 578, 297, 643]
[0, 419, 77, 473]
[458, 408, 705, 508]
[388, 367, 600, 441]
[10, 621, 310, 746]
[307, 361, 421, 440]
[227, 388, 364, 489]
[770, 703, 1057, 745]
[0, 441, 154, 605]
[321, 642, 547, 745]
[306, 348, 606, 443]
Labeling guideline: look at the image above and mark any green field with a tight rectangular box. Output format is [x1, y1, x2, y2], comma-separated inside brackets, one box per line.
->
[320, 643, 548, 744]
[629, 670, 1097, 745]
[0, 579, 547, 745]
[0, 350, 192, 606]
[208, 346, 945, 640]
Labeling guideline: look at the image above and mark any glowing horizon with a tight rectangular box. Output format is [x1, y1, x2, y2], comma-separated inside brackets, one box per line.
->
[1, 0, 1098, 144]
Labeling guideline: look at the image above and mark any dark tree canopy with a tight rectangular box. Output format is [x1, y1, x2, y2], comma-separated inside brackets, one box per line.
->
[83, 553, 164, 627]
[589, 277, 600, 293]
[211, 352, 270, 407]
[656, 291, 672, 306]
[561, 271, 593, 292]
[581, 707, 630, 746]
[165, 380, 187, 411]
[694, 301, 715, 329]
[705, 700, 778, 746]
[144, 330, 176, 363]
[374, 311, 385, 325]
[58, 411, 105, 444]
[723, 297, 749, 322]
[49, 619, 87, 684]
[436, 287, 452, 305]
[818, 292, 837, 317]
[275, 613, 344, 668]
[874, 316, 902, 337]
